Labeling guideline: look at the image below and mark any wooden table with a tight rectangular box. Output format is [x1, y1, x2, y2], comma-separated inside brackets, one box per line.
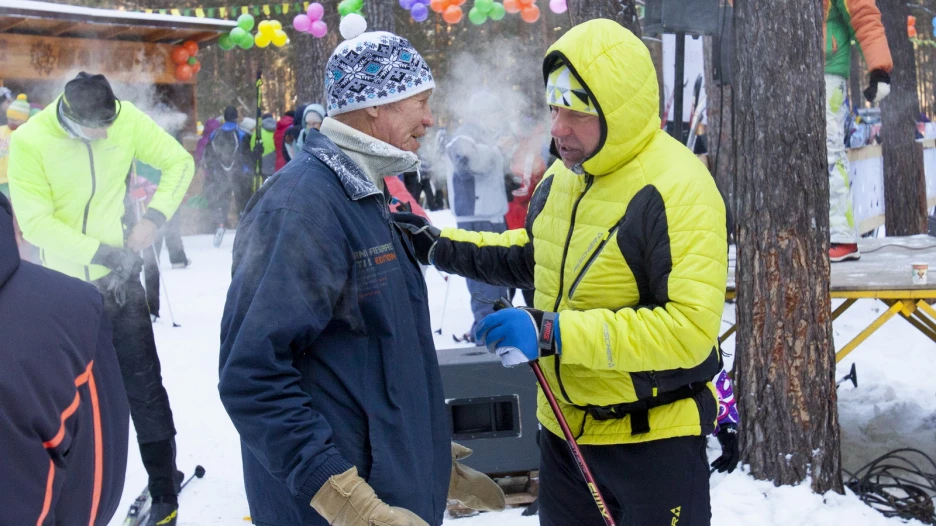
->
[723, 235, 936, 362]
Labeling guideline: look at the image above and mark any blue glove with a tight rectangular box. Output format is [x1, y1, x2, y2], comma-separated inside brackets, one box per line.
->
[475, 308, 561, 367]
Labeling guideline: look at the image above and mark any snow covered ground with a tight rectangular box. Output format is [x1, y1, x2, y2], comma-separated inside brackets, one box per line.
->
[110, 210, 936, 525]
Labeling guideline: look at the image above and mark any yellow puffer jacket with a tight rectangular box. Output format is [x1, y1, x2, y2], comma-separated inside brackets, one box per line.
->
[9, 98, 194, 282]
[432, 19, 727, 445]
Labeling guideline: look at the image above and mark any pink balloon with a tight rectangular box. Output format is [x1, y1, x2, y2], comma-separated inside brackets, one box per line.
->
[307, 2, 325, 20]
[309, 20, 328, 38]
[549, 0, 567, 14]
[293, 14, 312, 32]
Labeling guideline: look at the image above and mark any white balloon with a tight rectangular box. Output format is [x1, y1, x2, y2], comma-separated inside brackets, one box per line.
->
[339, 13, 368, 40]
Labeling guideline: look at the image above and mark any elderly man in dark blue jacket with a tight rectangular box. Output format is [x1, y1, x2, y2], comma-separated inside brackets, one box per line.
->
[0, 192, 129, 525]
[218, 25, 504, 526]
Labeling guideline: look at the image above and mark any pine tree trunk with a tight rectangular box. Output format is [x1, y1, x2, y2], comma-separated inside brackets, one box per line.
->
[365, 0, 396, 33]
[733, 0, 842, 494]
[879, 0, 928, 235]
[294, 0, 340, 106]
[850, 45, 863, 111]
[568, 0, 641, 38]
[647, 39, 666, 118]
[703, 35, 734, 216]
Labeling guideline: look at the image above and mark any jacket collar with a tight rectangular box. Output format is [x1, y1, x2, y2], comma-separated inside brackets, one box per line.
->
[303, 129, 382, 201]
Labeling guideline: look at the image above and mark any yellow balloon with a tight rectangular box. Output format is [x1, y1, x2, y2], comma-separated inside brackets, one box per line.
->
[272, 30, 288, 47]
[270, 20, 283, 31]
[255, 32, 271, 48]
[257, 20, 270, 32]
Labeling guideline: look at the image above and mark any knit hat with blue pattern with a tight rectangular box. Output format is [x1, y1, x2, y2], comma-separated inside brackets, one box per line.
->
[325, 30, 434, 117]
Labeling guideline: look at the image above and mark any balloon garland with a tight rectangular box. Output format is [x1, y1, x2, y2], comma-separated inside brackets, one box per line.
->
[400, 0, 431, 22]
[467, 0, 506, 24]
[293, 2, 328, 38]
[170, 40, 202, 81]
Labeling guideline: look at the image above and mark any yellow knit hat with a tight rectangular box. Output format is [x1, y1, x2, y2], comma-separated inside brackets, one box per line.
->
[7, 94, 30, 122]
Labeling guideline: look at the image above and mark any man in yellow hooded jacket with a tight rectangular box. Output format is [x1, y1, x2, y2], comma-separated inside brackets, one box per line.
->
[394, 19, 726, 525]
[9, 72, 194, 526]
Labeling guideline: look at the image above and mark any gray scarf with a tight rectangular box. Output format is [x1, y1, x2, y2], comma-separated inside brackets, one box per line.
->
[320, 117, 419, 190]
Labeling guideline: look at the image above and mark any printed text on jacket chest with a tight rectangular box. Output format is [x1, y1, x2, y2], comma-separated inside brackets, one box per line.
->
[354, 242, 400, 300]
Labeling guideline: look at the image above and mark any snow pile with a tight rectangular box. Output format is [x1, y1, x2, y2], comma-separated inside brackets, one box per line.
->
[109, 209, 936, 525]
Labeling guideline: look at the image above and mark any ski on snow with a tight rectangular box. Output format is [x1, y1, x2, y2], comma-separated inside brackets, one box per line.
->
[122, 465, 206, 526]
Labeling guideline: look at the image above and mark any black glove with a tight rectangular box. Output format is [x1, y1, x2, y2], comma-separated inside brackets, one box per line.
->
[91, 245, 143, 282]
[391, 212, 440, 265]
[863, 69, 891, 103]
[711, 424, 739, 474]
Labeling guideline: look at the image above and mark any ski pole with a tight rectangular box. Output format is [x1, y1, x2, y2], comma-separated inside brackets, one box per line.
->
[434, 270, 450, 335]
[529, 362, 614, 525]
[180, 465, 206, 490]
[152, 246, 181, 328]
[492, 298, 614, 526]
[131, 178, 180, 328]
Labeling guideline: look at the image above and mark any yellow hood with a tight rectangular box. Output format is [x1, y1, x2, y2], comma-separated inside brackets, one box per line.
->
[544, 19, 660, 176]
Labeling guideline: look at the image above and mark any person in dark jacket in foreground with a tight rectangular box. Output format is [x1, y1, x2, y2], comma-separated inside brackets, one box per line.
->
[0, 192, 129, 526]
[218, 22, 504, 526]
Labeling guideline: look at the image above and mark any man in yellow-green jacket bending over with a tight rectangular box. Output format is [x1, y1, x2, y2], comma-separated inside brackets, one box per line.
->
[9, 72, 194, 526]
[394, 20, 726, 525]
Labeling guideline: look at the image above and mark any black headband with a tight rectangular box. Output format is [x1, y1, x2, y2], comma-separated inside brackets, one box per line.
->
[60, 95, 120, 129]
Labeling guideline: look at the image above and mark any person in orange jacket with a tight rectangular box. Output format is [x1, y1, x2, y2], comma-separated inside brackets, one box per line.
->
[824, 0, 892, 261]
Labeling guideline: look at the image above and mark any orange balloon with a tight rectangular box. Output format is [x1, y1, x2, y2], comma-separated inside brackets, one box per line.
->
[518, 0, 533, 6]
[170, 46, 190, 65]
[430, 0, 447, 13]
[191, 61, 202, 74]
[454, 0, 467, 5]
[182, 40, 199, 57]
[443, 5, 463, 23]
[520, 4, 540, 22]
[908, 15, 916, 25]
[176, 63, 194, 82]
[909, 26, 918, 38]
[503, 0, 521, 14]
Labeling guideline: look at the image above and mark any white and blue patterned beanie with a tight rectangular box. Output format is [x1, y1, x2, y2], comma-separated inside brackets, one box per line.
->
[325, 31, 435, 117]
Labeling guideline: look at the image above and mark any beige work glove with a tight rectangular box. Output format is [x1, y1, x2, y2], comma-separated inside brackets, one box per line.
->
[448, 443, 506, 512]
[310, 467, 428, 526]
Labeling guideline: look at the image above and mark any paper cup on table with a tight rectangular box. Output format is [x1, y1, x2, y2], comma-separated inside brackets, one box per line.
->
[912, 262, 929, 285]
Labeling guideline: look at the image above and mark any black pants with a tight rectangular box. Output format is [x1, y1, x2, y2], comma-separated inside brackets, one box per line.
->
[206, 170, 252, 228]
[98, 275, 178, 498]
[539, 429, 710, 526]
[142, 216, 188, 316]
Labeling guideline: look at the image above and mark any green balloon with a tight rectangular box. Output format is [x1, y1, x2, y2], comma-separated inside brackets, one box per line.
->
[218, 33, 235, 51]
[476, 0, 494, 14]
[237, 13, 255, 31]
[238, 36, 254, 49]
[230, 27, 248, 44]
[488, 2, 506, 20]
[187, 56, 197, 66]
[468, 6, 487, 24]
[337, 1, 352, 16]
[347, 0, 364, 10]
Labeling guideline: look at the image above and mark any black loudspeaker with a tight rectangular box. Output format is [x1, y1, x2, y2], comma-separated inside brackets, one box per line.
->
[644, 0, 720, 36]
[438, 347, 540, 476]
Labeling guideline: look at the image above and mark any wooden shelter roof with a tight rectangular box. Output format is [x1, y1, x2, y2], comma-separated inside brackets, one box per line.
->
[0, 0, 235, 45]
